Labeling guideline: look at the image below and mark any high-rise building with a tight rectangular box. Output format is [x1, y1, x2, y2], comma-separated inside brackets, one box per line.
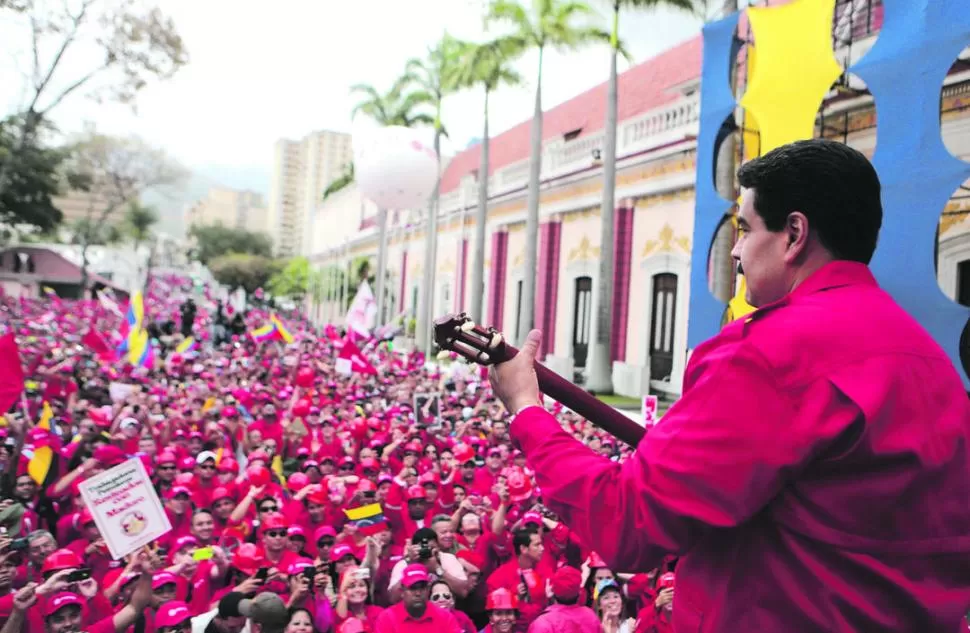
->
[52, 185, 119, 228]
[268, 130, 353, 257]
[185, 187, 268, 234]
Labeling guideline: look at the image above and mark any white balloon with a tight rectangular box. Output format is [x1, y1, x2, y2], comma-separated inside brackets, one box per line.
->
[353, 126, 439, 211]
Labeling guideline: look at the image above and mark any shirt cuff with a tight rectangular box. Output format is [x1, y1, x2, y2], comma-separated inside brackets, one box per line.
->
[512, 404, 545, 421]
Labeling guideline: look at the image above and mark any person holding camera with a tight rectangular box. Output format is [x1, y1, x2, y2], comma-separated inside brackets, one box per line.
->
[282, 559, 334, 633]
[387, 528, 467, 604]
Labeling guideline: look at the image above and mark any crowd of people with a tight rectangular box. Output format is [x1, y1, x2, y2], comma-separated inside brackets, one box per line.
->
[0, 276, 678, 633]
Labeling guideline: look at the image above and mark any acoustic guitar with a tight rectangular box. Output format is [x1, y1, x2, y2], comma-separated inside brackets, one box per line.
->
[433, 313, 647, 448]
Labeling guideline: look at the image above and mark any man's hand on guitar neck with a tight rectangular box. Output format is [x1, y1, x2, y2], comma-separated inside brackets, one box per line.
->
[490, 329, 544, 417]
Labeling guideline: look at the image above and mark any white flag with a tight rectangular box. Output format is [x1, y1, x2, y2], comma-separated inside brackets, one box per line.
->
[346, 281, 377, 334]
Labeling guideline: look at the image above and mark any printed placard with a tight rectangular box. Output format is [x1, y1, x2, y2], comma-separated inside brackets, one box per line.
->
[642, 395, 659, 426]
[78, 458, 172, 560]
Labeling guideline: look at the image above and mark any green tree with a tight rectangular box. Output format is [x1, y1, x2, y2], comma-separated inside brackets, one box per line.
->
[123, 201, 159, 254]
[269, 256, 312, 298]
[322, 162, 355, 200]
[451, 36, 525, 324]
[188, 223, 273, 265]
[0, 116, 72, 233]
[209, 253, 281, 294]
[0, 0, 188, 200]
[350, 80, 435, 128]
[401, 33, 467, 352]
[586, 0, 698, 392]
[488, 0, 611, 344]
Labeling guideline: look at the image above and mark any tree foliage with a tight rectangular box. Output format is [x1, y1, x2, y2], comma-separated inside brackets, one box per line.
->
[209, 253, 281, 294]
[0, 116, 71, 232]
[268, 256, 313, 298]
[188, 223, 273, 265]
[322, 162, 354, 200]
[122, 200, 158, 251]
[350, 79, 435, 127]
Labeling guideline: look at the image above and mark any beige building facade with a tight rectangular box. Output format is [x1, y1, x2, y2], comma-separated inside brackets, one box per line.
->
[185, 187, 268, 234]
[268, 130, 353, 257]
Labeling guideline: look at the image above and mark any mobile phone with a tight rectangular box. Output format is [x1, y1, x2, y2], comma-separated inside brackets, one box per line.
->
[66, 568, 92, 583]
[255, 567, 270, 582]
[192, 547, 214, 561]
[302, 567, 316, 583]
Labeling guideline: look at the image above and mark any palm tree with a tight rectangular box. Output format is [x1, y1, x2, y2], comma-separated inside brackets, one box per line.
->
[586, 0, 700, 393]
[400, 33, 465, 355]
[350, 78, 434, 328]
[487, 0, 611, 346]
[124, 201, 159, 255]
[451, 37, 526, 324]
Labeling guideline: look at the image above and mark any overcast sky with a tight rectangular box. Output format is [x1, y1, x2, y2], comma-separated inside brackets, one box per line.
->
[0, 0, 705, 234]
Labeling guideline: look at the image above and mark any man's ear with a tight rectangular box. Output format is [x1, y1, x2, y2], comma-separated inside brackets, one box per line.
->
[784, 212, 811, 261]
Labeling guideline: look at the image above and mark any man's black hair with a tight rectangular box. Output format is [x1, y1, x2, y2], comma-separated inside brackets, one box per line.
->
[512, 526, 538, 557]
[736, 138, 883, 264]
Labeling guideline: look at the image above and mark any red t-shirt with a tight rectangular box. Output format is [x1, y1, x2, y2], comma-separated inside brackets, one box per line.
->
[373, 602, 461, 633]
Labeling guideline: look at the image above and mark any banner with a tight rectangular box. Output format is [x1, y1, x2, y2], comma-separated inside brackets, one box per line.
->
[78, 458, 172, 560]
[346, 282, 377, 335]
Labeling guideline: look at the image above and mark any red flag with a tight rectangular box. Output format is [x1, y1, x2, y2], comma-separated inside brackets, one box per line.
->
[336, 340, 378, 376]
[0, 333, 23, 413]
[82, 328, 115, 362]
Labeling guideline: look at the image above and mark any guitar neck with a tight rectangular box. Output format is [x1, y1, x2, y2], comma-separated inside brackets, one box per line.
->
[503, 347, 647, 448]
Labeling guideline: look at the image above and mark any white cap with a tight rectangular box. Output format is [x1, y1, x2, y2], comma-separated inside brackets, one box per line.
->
[196, 450, 217, 465]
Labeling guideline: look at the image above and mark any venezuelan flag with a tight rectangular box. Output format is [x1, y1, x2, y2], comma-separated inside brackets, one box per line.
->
[175, 337, 197, 354]
[250, 323, 276, 343]
[344, 503, 386, 536]
[128, 329, 149, 367]
[121, 292, 144, 341]
[24, 402, 57, 485]
[270, 314, 294, 344]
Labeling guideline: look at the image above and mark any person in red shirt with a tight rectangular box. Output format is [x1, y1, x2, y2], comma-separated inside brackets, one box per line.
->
[373, 564, 460, 632]
[491, 139, 970, 633]
[480, 588, 517, 633]
[485, 527, 546, 630]
[258, 512, 298, 589]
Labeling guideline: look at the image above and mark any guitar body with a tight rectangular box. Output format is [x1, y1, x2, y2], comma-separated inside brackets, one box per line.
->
[433, 313, 647, 448]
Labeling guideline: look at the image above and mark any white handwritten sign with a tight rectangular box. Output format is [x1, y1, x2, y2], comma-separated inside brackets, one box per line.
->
[78, 458, 172, 560]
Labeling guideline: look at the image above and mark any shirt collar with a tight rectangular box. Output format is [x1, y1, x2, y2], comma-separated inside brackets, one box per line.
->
[754, 260, 876, 317]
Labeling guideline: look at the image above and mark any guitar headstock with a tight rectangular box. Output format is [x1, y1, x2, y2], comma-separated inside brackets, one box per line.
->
[432, 313, 510, 366]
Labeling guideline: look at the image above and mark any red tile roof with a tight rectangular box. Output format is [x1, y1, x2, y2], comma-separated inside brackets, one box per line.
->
[440, 34, 703, 194]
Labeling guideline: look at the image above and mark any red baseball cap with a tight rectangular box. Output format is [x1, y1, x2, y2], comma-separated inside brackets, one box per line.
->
[155, 601, 192, 627]
[43, 592, 84, 618]
[330, 544, 356, 561]
[400, 563, 430, 588]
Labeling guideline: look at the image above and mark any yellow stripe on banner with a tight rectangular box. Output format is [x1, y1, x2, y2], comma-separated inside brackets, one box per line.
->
[271, 455, 283, 478]
[345, 503, 383, 521]
[37, 402, 52, 430]
[202, 397, 216, 413]
[28, 446, 52, 485]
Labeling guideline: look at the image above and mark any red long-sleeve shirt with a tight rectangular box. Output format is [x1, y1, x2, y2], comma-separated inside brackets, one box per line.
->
[511, 262, 970, 632]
